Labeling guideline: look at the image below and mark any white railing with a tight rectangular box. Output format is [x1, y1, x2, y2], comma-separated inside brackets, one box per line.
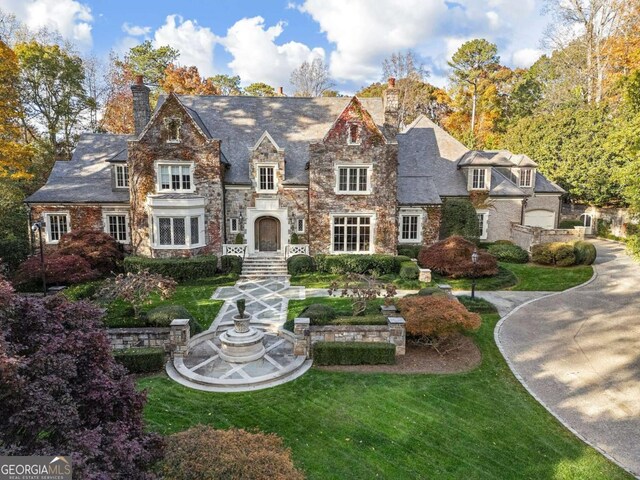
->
[223, 244, 247, 258]
[285, 244, 309, 259]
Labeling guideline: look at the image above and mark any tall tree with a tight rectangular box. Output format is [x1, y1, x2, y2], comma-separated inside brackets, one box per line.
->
[448, 39, 500, 134]
[290, 58, 334, 97]
[15, 41, 87, 159]
[209, 74, 242, 96]
[160, 64, 218, 95]
[244, 82, 276, 97]
[124, 40, 178, 86]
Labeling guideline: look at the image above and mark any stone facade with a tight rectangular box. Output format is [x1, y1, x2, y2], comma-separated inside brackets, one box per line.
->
[107, 327, 171, 350]
[483, 198, 523, 243]
[510, 223, 586, 251]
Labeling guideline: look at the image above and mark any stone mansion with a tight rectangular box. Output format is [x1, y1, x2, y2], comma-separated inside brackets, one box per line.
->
[26, 77, 565, 258]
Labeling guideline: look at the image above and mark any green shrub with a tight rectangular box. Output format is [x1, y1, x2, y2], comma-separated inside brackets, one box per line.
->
[0, 237, 30, 272]
[625, 223, 640, 236]
[314, 254, 409, 275]
[399, 261, 419, 280]
[287, 255, 316, 275]
[440, 198, 480, 242]
[626, 234, 640, 260]
[113, 347, 165, 374]
[301, 303, 337, 325]
[531, 244, 555, 265]
[531, 242, 577, 267]
[494, 240, 514, 245]
[573, 241, 597, 265]
[290, 232, 299, 245]
[487, 243, 529, 263]
[220, 255, 243, 274]
[559, 219, 583, 229]
[62, 280, 103, 301]
[234, 233, 244, 244]
[123, 255, 217, 282]
[331, 314, 388, 326]
[417, 287, 447, 296]
[553, 243, 576, 267]
[144, 305, 203, 336]
[103, 299, 136, 328]
[397, 245, 421, 259]
[313, 341, 396, 366]
[596, 219, 611, 238]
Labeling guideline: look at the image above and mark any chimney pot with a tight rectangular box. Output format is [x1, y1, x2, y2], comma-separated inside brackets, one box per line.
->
[388, 77, 396, 88]
[278, 86, 284, 95]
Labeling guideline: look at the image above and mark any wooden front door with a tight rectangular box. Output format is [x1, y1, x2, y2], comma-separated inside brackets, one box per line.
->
[256, 217, 280, 251]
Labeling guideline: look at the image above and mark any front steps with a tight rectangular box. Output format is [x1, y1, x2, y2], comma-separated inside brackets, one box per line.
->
[241, 255, 289, 278]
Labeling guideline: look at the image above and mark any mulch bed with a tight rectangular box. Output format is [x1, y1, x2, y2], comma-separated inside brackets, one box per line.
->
[315, 336, 482, 374]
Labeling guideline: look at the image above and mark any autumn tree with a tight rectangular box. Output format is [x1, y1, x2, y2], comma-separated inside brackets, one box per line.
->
[160, 64, 218, 95]
[126, 40, 178, 86]
[290, 57, 334, 96]
[209, 74, 242, 95]
[244, 82, 276, 96]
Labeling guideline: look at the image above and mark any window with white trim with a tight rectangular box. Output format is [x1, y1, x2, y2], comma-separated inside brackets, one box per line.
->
[337, 166, 370, 194]
[105, 214, 128, 243]
[476, 211, 489, 240]
[295, 217, 305, 234]
[114, 164, 129, 188]
[258, 165, 276, 192]
[154, 215, 203, 248]
[45, 213, 70, 243]
[332, 216, 372, 252]
[519, 168, 533, 188]
[399, 215, 420, 242]
[157, 163, 193, 192]
[230, 217, 240, 233]
[471, 168, 487, 189]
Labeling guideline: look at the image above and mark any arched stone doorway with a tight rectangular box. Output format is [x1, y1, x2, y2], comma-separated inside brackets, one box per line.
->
[255, 216, 280, 252]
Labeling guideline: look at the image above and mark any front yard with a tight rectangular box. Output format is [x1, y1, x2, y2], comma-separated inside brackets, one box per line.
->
[138, 309, 629, 479]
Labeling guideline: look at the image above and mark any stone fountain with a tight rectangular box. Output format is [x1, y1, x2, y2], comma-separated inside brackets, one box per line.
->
[218, 298, 265, 363]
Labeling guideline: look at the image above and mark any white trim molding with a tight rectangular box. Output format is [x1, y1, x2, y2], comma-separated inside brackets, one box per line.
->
[154, 160, 196, 193]
[43, 211, 71, 244]
[250, 131, 284, 152]
[398, 208, 423, 244]
[334, 164, 372, 195]
[467, 167, 491, 191]
[329, 212, 376, 254]
[147, 200, 206, 250]
[255, 162, 278, 194]
[102, 208, 130, 244]
[476, 209, 489, 240]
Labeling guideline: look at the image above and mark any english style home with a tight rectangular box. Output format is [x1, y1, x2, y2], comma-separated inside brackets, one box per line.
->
[26, 77, 564, 258]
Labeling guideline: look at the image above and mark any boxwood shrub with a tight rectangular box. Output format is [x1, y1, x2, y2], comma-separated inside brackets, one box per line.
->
[397, 245, 421, 259]
[62, 280, 103, 301]
[220, 255, 243, 274]
[144, 304, 204, 336]
[313, 341, 396, 366]
[123, 255, 217, 282]
[287, 255, 316, 275]
[301, 303, 337, 325]
[486, 243, 529, 263]
[573, 241, 596, 265]
[314, 254, 410, 275]
[532, 242, 586, 267]
[113, 347, 165, 374]
[399, 261, 420, 280]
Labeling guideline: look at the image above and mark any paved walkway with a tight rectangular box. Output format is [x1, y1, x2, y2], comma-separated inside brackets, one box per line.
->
[497, 240, 640, 477]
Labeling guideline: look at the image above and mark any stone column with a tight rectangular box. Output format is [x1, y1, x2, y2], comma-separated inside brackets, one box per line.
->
[387, 316, 406, 355]
[418, 268, 432, 283]
[293, 317, 311, 357]
[170, 319, 190, 358]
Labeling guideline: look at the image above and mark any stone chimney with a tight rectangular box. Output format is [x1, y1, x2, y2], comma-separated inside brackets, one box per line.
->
[277, 86, 284, 96]
[383, 77, 399, 136]
[131, 75, 151, 136]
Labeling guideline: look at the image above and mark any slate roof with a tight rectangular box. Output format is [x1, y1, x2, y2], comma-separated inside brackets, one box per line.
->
[535, 172, 566, 193]
[25, 134, 131, 204]
[157, 95, 387, 185]
[398, 176, 442, 205]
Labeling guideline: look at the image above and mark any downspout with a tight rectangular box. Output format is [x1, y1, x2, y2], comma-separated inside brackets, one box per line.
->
[27, 203, 35, 255]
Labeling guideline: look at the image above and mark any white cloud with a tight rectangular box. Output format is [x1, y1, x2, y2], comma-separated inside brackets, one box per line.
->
[122, 22, 151, 37]
[2, 0, 93, 48]
[512, 48, 544, 68]
[219, 16, 325, 90]
[153, 15, 217, 77]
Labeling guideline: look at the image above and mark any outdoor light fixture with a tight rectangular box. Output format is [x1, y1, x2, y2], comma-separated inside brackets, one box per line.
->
[471, 248, 479, 299]
[31, 221, 47, 296]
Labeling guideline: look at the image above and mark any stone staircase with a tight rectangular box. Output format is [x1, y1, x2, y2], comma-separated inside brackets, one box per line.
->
[241, 254, 289, 278]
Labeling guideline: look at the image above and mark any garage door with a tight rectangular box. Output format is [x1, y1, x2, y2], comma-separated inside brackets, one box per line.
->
[524, 210, 555, 229]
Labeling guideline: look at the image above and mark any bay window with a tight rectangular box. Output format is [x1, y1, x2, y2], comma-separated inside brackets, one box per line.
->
[154, 215, 203, 248]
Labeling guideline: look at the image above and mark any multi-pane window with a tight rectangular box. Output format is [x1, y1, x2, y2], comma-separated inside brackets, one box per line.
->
[46, 214, 69, 243]
[230, 218, 239, 233]
[519, 169, 533, 188]
[258, 166, 275, 191]
[106, 214, 128, 242]
[337, 167, 369, 193]
[296, 218, 305, 234]
[156, 216, 201, 247]
[472, 168, 487, 189]
[333, 216, 371, 252]
[477, 212, 488, 240]
[400, 215, 419, 241]
[115, 165, 129, 188]
[159, 164, 192, 191]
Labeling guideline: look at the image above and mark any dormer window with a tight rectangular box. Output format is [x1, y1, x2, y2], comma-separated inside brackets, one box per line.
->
[257, 165, 277, 193]
[347, 123, 360, 145]
[519, 168, 534, 188]
[114, 164, 129, 188]
[165, 118, 181, 143]
[471, 168, 488, 190]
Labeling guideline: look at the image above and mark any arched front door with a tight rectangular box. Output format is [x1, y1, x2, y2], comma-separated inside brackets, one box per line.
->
[255, 216, 280, 252]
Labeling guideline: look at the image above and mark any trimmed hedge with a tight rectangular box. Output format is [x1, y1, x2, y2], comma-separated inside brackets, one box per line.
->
[287, 255, 316, 275]
[220, 255, 243, 274]
[314, 254, 411, 275]
[144, 305, 204, 336]
[486, 243, 529, 263]
[104, 300, 136, 328]
[531, 243, 555, 265]
[301, 304, 337, 325]
[313, 341, 396, 366]
[397, 245, 421, 259]
[559, 219, 583, 229]
[399, 261, 419, 280]
[62, 280, 103, 301]
[573, 241, 597, 265]
[113, 347, 165, 374]
[532, 242, 585, 267]
[123, 255, 217, 282]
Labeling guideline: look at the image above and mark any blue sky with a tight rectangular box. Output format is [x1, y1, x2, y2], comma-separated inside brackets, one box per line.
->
[0, 0, 551, 93]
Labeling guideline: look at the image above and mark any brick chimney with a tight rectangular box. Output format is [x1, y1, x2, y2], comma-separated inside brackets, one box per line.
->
[131, 75, 151, 136]
[383, 77, 399, 136]
[277, 86, 284, 96]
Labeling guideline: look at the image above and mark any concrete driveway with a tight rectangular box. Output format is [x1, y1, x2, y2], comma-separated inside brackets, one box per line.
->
[497, 240, 640, 477]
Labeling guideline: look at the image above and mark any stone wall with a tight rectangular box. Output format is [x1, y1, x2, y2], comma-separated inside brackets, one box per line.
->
[308, 97, 398, 255]
[511, 223, 586, 251]
[107, 327, 171, 350]
[561, 204, 638, 238]
[293, 315, 406, 358]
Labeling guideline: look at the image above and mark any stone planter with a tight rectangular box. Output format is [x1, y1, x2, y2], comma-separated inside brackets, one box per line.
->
[218, 314, 266, 363]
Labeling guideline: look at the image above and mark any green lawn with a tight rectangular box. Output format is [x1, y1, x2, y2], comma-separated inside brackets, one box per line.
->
[138, 311, 629, 480]
[290, 272, 430, 290]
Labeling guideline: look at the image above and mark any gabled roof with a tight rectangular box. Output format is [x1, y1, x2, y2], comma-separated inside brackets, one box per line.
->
[458, 150, 539, 168]
[26, 134, 131, 204]
[490, 169, 527, 197]
[398, 176, 442, 205]
[535, 172, 566, 194]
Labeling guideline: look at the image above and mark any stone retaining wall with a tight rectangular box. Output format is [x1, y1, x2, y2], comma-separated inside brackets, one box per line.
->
[106, 319, 191, 357]
[293, 315, 406, 358]
[511, 223, 585, 251]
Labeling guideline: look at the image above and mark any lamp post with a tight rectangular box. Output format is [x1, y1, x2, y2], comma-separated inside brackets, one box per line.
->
[31, 222, 47, 296]
[471, 248, 478, 299]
